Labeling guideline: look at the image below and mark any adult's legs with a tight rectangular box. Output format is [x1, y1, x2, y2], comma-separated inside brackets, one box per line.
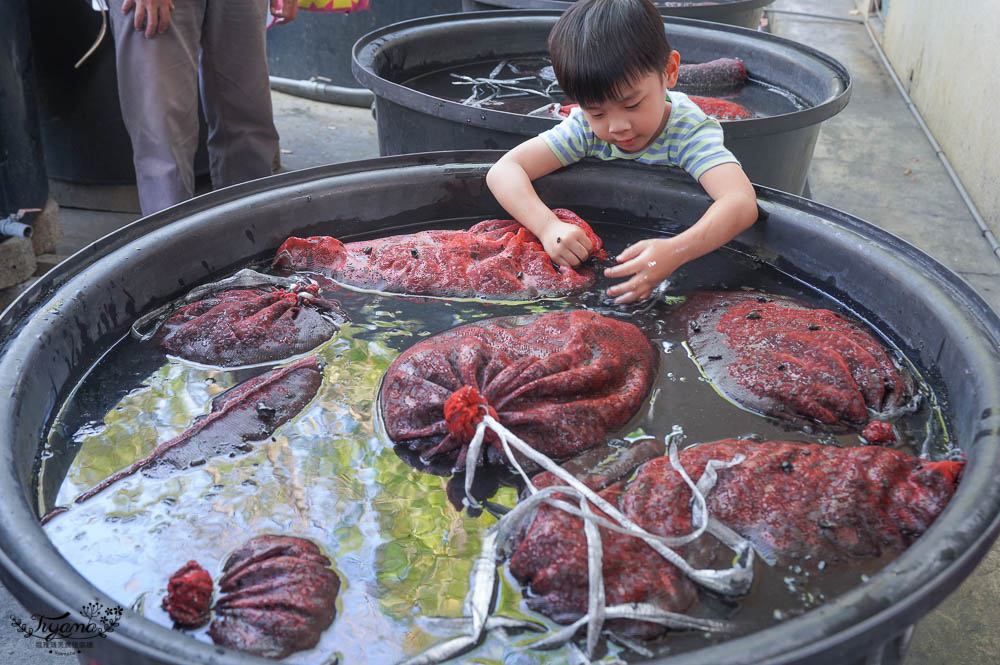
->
[199, 0, 278, 190]
[107, 0, 206, 215]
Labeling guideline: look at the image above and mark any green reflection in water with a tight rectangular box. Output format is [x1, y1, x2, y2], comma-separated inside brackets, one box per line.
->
[43, 314, 611, 665]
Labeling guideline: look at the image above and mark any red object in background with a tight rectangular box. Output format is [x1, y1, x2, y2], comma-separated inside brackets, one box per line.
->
[272, 209, 608, 300]
[162, 561, 213, 628]
[210, 536, 340, 659]
[688, 95, 754, 120]
[155, 286, 345, 367]
[676, 57, 748, 93]
[673, 291, 913, 431]
[380, 310, 657, 468]
[510, 439, 963, 637]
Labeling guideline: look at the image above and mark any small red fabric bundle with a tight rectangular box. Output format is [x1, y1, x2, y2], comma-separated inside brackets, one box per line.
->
[162, 561, 213, 628]
[510, 439, 962, 637]
[209, 535, 340, 659]
[674, 291, 913, 431]
[155, 285, 344, 366]
[272, 209, 608, 299]
[379, 310, 657, 468]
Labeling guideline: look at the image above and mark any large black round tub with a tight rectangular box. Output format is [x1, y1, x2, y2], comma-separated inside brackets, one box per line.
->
[352, 11, 850, 195]
[461, 0, 775, 29]
[1, 153, 999, 665]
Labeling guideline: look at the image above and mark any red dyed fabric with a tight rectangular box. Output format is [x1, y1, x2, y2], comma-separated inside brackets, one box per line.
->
[271, 209, 608, 299]
[68, 356, 324, 508]
[676, 57, 748, 93]
[688, 95, 754, 120]
[510, 439, 962, 637]
[674, 291, 913, 431]
[380, 310, 657, 468]
[162, 561, 213, 628]
[210, 536, 340, 659]
[155, 285, 344, 367]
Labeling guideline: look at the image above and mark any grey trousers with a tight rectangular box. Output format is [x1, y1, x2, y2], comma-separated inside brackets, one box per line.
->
[108, 0, 279, 215]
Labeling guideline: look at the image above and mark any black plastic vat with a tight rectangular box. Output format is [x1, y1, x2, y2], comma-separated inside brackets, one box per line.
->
[27, 2, 210, 185]
[1, 152, 999, 665]
[266, 0, 461, 106]
[461, 0, 774, 29]
[352, 10, 850, 195]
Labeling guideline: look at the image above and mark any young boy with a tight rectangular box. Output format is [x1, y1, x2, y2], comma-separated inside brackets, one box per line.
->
[485, 0, 759, 304]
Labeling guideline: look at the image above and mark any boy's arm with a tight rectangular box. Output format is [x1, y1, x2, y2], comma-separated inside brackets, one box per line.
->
[604, 163, 758, 303]
[486, 137, 594, 267]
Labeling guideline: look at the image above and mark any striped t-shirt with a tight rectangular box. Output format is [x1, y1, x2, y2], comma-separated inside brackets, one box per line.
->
[540, 90, 738, 180]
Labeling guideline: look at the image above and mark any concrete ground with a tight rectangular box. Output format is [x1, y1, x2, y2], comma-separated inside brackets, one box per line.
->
[2, 0, 997, 662]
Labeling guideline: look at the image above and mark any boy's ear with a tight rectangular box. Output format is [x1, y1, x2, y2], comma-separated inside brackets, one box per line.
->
[664, 50, 681, 88]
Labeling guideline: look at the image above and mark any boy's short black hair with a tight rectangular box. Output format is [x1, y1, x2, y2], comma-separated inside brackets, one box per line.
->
[548, 0, 672, 107]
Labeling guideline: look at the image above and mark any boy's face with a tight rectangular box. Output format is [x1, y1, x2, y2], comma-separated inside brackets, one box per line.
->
[578, 51, 681, 153]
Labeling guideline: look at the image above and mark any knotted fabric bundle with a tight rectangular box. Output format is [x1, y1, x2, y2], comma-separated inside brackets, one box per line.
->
[674, 291, 914, 431]
[155, 285, 345, 366]
[162, 561, 213, 628]
[209, 535, 340, 659]
[379, 310, 657, 469]
[510, 439, 963, 638]
[272, 209, 608, 299]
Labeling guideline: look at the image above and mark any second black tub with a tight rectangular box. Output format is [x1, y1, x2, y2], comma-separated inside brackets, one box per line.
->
[352, 10, 851, 194]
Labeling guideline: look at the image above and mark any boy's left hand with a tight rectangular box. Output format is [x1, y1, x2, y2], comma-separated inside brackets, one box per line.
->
[604, 238, 682, 304]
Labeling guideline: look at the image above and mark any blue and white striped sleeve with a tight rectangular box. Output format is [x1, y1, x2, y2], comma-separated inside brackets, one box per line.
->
[538, 110, 590, 166]
[675, 117, 739, 181]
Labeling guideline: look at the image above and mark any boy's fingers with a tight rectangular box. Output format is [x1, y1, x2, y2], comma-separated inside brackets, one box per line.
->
[613, 289, 645, 304]
[616, 240, 647, 262]
[122, 0, 135, 14]
[555, 248, 581, 268]
[566, 238, 590, 262]
[134, 2, 146, 29]
[604, 254, 646, 278]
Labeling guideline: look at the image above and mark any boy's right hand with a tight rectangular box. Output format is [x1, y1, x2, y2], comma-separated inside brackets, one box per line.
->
[539, 220, 594, 267]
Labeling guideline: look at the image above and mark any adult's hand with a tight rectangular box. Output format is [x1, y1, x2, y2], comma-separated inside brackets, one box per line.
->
[123, 0, 174, 39]
[270, 0, 298, 25]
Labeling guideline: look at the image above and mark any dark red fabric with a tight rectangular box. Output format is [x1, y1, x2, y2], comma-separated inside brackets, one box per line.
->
[71, 356, 323, 505]
[380, 310, 657, 468]
[676, 57, 748, 93]
[674, 291, 913, 431]
[271, 210, 608, 299]
[155, 285, 344, 366]
[209, 535, 340, 659]
[688, 95, 754, 120]
[162, 561, 213, 628]
[510, 439, 962, 637]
